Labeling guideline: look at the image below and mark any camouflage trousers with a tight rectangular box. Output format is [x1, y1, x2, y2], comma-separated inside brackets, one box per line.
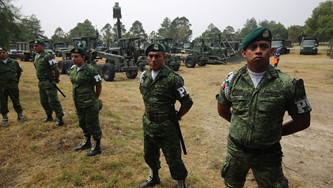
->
[38, 84, 64, 118]
[0, 86, 23, 114]
[143, 118, 187, 180]
[221, 136, 288, 188]
[76, 104, 102, 140]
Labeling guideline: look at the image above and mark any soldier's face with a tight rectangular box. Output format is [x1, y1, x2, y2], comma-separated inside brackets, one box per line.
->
[0, 50, 8, 60]
[71, 53, 85, 67]
[34, 44, 44, 53]
[147, 51, 166, 71]
[242, 40, 274, 72]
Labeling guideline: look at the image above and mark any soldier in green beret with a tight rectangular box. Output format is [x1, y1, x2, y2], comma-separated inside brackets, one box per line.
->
[139, 43, 193, 188]
[216, 27, 312, 187]
[0, 47, 23, 125]
[33, 39, 65, 126]
[69, 47, 103, 156]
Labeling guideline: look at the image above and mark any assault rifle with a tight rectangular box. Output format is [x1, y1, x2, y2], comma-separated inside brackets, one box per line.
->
[45, 74, 66, 97]
[175, 111, 187, 155]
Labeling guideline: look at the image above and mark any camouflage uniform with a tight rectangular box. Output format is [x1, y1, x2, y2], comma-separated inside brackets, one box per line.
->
[34, 51, 64, 119]
[216, 64, 312, 188]
[139, 65, 193, 180]
[69, 63, 102, 140]
[0, 58, 23, 115]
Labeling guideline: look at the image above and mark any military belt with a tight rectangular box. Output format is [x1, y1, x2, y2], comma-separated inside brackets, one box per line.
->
[145, 111, 175, 123]
[229, 136, 281, 155]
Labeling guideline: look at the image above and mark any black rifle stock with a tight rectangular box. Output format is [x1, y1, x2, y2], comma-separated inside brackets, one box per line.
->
[45, 74, 66, 97]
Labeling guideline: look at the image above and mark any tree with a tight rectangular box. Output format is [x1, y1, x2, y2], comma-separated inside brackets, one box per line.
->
[101, 23, 113, 49]
[157, 17, 172, 38]
[0, 0, 20, 46]
[127, 20, 147, 39]
[68, 19, 96, 39]
[239, 18, 258, 38]
[169, 17, 192, 43]
[200, 23, 221, 38]
[222, 26, 235, 36]
[259, 20, 288, 39]
[288, 25, 304, 44]
[51, 27, 67, 43]
[18, 14, 44, 41]
[304, 0, 333, 41]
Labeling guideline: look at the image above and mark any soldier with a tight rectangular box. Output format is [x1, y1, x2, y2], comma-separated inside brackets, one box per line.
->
[33, 39, 64, 126]
[139, 43, 193, 188]
[0, 47, 23, 125]
[69, 47, 103, 156]
[216, 27, 312, 188]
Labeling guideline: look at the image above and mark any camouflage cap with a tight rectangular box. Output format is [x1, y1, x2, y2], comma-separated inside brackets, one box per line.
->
[70, 47, 86, 56]
[242, 27, 272, 50]
[34, 39, 45, 45]
[145, 43, 166, 56]
[0, 47, 7, 51]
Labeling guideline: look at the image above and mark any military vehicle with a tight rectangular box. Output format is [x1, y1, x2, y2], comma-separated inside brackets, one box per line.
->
[58, 2, 139, 81]
[300, 37, 319, 55]
[53, 42, 68, 57]
[271, 39, 291, 55]
[135, 37, 182, 72]
[183, 34, 242, 68]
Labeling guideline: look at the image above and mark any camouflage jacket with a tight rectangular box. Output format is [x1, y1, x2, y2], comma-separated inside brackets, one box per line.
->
[217, 64, 312, 149]
[69, 63, 102, 108]
[139, 65, 193, 114]
[34, 51, 58, 89]
[0, 58, 22, 88]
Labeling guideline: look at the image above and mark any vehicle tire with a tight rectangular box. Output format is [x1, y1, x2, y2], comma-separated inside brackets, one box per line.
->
[102, 63, 115, 81]
[185, 56, 196, 68]
[126, 70, 138, 79]
[197, 60, 206, 66]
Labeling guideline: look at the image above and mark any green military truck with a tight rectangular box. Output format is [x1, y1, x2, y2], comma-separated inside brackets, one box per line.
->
[271, 39, 291, 55]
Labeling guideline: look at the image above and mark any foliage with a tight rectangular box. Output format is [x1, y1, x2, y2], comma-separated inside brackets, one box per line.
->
[304, 0, 333, 41]
[239, 18, 258, 38]
[127, 20, 148, 39]
[288, 25, 304, 44]
[51, 27, 68, 43]
[157, 17, 192, 43]
[100, 23, 113, 49]
[0, 0, 19, 47]
[67, 19, 97, 39]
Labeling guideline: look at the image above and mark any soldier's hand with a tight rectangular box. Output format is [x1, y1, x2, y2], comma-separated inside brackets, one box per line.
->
[55, 78, 60, 83]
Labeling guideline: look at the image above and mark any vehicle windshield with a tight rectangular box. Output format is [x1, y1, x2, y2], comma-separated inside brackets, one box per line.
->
[302, 40, 317, 45]
[272, 41, 283, 47]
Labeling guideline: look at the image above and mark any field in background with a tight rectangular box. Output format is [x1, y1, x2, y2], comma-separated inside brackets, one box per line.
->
[0, 47, 332, 188]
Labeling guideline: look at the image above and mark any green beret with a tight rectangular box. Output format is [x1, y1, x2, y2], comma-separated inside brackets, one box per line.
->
[34, 39, 45, 45]
[242, 27, 272, 50]
[145, 43, 166, 56]
[70, 47, 86, 56]
[0, 47, 7, 51]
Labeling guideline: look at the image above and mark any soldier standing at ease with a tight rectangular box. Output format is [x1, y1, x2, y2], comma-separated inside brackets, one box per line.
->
[0, 47, 23, 125]
[69, 47, 103, 156]
[139, 43, 193, 188]
[33, 39, 64, 126]
[216, 27, 312, 188]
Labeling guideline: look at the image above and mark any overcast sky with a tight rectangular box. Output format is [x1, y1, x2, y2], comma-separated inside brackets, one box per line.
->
[13, 0, 326, 39]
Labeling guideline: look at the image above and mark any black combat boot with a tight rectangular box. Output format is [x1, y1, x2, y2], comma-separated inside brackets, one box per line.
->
[2, 114, 8, 126]
[177, 179, 186, 188]
[86, 138, 101, 156]
[139, 169, 160, 188]
[74, 135, 92, 151]
[43, 114, 53, 122]
[55, 117, 64, 126]
[17, 111, 24, 122]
